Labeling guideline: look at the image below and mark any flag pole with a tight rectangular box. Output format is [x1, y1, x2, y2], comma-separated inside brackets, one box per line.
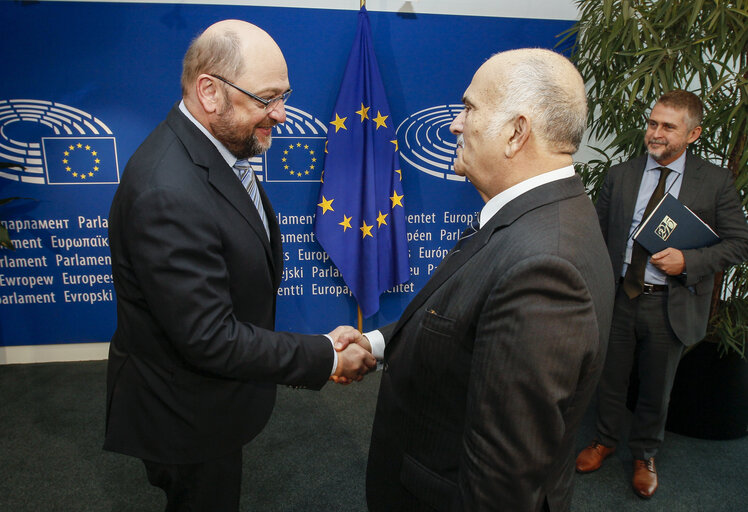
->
[361, 1, 365, 7]
[357, 306, 363, 332]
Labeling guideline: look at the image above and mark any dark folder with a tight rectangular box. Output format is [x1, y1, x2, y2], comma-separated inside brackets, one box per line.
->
[633, 193, 720, 254]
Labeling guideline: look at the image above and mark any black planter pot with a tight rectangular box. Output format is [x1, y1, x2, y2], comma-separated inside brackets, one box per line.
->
[665, 341, 748, 440]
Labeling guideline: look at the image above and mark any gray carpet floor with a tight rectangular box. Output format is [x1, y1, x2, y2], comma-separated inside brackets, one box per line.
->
[0, 360, 745, 511]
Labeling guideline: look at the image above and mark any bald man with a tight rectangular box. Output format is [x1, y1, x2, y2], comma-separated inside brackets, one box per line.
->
[104, 20, 374, 511]
[338, 49, 614, 511]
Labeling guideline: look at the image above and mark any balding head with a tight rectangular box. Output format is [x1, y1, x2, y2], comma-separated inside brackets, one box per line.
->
[480, 48, 587, 154]
[181, 19, 285, 99]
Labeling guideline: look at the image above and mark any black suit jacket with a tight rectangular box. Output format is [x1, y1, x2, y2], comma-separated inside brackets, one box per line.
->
[366, 176, 615, 512]
[104, 105, 333, 464]
[596, 154, 748, 346]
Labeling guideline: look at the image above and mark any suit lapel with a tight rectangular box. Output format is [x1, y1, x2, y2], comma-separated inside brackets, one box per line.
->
[676, 153, 705, 208]
[622, 156, 646, 227]
[166, 105, 277, 271]
[391, 175, 586, 338]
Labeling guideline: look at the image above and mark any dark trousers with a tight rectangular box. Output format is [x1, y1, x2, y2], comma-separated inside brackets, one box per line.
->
[143, 449, 242, 512]
[595, 286, 684, 460]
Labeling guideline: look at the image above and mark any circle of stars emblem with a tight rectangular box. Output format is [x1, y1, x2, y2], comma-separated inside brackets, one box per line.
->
[62, 143, 101, 180]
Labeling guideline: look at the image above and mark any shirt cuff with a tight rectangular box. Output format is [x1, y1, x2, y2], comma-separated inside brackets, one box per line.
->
[364, 329, 385, 360]
[324, 334, 338, 376]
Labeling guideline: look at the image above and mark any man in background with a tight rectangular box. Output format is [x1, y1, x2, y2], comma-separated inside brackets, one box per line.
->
[576, 90, 748, 498]
[339, 48, 615, 511]
[104, 20, 375, 511]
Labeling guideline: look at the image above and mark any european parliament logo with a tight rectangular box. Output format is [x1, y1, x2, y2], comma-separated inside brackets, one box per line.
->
[0, 99, 119, 185]
[264, 105, 327, 183]
[396, 104, 465, 182]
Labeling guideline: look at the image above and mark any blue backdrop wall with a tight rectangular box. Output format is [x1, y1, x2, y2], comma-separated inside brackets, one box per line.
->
[0, 1, 573, 347]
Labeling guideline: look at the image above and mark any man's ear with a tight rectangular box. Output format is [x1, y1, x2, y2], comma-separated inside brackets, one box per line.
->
[504, 115, 531, 158]
[195, 74, 223, 114]
[687, 125, 702, 144]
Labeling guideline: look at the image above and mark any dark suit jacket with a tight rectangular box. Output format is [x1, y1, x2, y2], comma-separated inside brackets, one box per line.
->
[596, 154, 748, 346]
[366, 176, 615, 512]
[104, 104, 333, 464]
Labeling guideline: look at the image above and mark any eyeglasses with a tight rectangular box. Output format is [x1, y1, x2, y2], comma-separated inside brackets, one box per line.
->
[210, 74, 291, 113]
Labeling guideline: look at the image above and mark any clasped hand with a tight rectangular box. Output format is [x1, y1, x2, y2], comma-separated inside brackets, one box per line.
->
[327, 325, 375, 385]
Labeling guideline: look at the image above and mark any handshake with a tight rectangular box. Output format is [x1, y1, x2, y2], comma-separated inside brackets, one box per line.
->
[327, 325, 376, 385]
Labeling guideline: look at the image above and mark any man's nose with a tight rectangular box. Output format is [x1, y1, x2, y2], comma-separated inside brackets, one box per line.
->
[450, 110, 465, 135]
[268, 102, 287, 124]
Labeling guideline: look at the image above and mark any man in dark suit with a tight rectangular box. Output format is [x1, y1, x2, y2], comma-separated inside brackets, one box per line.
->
[104, 20, 375, 511]
[337, 48, 615, 511]
[576, 90, 748, 498]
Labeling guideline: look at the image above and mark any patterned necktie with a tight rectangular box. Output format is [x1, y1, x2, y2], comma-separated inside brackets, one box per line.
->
[234, 159, 270, 239]
[622, 166, 672, 299]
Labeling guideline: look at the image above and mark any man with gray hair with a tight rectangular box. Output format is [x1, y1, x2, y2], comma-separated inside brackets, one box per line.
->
[576, 89, 748, 499]
[336, 48, 615, 511]
[104, 19, 375, 511]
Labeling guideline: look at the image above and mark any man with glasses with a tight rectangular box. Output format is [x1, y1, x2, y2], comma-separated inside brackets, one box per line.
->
[104, 19, 375, 511]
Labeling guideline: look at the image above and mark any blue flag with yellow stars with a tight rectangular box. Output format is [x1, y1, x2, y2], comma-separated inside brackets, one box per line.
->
[314, 5, 409, 318]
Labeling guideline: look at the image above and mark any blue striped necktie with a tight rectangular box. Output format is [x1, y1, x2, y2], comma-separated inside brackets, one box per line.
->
[234, 159, 270, 239]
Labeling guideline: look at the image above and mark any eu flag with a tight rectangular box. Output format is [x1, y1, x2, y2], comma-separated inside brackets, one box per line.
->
[42, 137, 119, 184]
[314, 6, 409, 318]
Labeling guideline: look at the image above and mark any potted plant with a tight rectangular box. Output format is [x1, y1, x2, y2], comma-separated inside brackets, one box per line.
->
[561, 0, 747, 439]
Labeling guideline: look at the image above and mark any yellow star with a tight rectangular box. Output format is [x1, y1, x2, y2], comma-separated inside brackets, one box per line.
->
[390, 190, 404, 208]
[289, 170, 294, 175]
[88, 172, 94, 177]
[62, 159, 68, 164]
[68, 145, 74, 150]
[63, 151, 69, 156]
[91, 151, 97, 156]
[310, 165, 315, 170]
[310, 150, 315, 155]
[297, 172, 302, 177]
[282, 157, 287, 162]
[65, 166, 71, 171]
[304, 144, 309, 149]
[289, 144, 294, 149]
[284, 165, 289, 169]
[296, 142, 301, 147]
[93, 166, 99, 171]
[85, 145, 91, 151]
[373, 111, 388, 129]
[360, 220, 373, 238]
[395, 169, 402, 181]
[330, 113, 348, 133]
[339, 215, 352, 232]
[76, 143, 82, 148]
[390, 139, 399, 151]
[81, 174, 86, 179]
[72, 172, 78, 177]
[312, 157, 317, 162]
[284, 150, 289, 155]
[305, 170, 309, 175]
[94, 158, 100, 164]
[376, 211, 388, 227]
[356, 103, 370, 122]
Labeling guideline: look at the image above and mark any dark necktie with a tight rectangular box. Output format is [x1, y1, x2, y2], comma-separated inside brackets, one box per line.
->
[622, 166, 672, 299]
[451, 218, 480, 255]
[234, 159, 270, 239]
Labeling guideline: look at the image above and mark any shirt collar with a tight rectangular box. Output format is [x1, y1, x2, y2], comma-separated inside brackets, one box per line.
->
[645, 151, 686, 176]
[178, 100, 238, 168]
[479, 165, 576, 228]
